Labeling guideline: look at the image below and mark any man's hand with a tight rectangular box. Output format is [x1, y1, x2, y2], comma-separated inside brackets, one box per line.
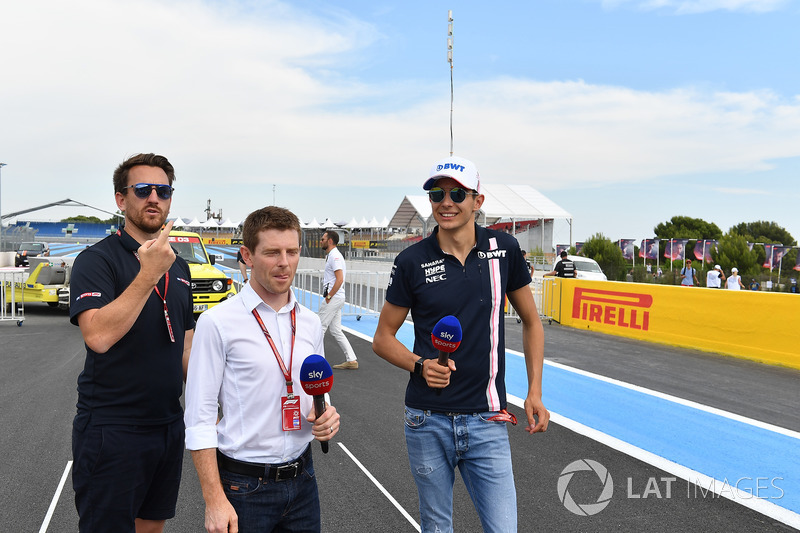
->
[523, 395, 550, 435]
[425, 358, 457, 389]
[204, 496, 238, 533]
[308, 405, 340, 442]
[138, 220, 176, 285]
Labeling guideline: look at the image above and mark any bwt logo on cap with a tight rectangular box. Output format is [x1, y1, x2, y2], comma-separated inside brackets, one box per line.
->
[437, 163, 466, 172]
[571, 288, 652, 331]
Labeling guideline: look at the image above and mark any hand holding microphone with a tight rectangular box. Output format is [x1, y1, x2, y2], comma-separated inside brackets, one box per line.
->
[300, 355, 336, 453]
[430, 315, 462, 395]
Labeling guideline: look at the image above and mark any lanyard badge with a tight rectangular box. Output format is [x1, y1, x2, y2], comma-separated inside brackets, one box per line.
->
[252, 308, 300, 431]
[133, 250, 175, 343]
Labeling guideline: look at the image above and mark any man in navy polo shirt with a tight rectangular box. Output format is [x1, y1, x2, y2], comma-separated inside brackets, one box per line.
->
[373, 155, 550, 533]
[69, 153, 194, 533]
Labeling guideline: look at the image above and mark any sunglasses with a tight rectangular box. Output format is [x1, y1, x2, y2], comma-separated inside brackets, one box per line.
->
[124, 183, 174, 200]
[428, 187, 477, 203]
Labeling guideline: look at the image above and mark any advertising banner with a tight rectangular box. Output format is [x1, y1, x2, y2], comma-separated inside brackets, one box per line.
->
[693, 239, 718, 263]
[639, 239, 659, 260]
[664, 239, 689, 261]
[619, 239, 635, 260]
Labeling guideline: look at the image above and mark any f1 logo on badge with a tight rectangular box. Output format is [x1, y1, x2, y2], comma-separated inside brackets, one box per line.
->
[571, 288, 652, 331]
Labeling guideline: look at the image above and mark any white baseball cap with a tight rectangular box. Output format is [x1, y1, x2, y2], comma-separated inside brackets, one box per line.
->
[732, 267, 738, 273]
[424, 156, 480, 192]
[715, 265, 721, 269]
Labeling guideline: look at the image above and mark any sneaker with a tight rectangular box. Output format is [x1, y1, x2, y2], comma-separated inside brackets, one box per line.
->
[333, 361, 359, 370]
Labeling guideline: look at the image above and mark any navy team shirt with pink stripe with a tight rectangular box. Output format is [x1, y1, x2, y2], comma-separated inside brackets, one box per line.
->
[385, 224, 531, 413]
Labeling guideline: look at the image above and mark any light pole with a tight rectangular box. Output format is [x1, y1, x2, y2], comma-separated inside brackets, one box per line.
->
[0, 163, 5, 254]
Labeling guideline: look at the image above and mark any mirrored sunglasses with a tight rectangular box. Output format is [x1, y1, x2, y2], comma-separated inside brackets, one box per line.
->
[125, 182, 174, 200]
[428, 187, 476, 203]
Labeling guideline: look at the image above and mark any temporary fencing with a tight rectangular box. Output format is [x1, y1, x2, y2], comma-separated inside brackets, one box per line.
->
[293, 269, 390, 319]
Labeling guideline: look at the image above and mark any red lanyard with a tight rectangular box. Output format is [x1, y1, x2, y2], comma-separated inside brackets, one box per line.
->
[252, 307, 297, 398]
[130, 244, 175, 343]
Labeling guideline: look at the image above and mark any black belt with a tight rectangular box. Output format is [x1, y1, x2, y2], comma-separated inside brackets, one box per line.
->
[217, 445, 310, 482]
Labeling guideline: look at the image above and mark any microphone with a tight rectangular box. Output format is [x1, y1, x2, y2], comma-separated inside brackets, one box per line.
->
[300, 354, 334, 453]
[431, 315, 462, 395]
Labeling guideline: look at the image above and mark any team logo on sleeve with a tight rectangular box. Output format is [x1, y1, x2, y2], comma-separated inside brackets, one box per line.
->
[421, 259, 446, 284]
[176, 277, 191, 287]
[75, 292, 102, 301]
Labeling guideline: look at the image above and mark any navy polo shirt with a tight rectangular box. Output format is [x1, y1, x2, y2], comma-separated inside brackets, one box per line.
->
[386, 224, 531, 413]
[69, 230, 194, 425]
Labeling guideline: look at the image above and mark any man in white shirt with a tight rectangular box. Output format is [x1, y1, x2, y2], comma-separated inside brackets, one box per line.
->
[706, 264, 726, 288]
[319, 230, 358, 370]
[185, 206, 340, 533]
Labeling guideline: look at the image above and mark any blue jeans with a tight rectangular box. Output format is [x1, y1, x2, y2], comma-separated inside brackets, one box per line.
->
[404, 407, 517, 533]
[220, 450, 320, 532]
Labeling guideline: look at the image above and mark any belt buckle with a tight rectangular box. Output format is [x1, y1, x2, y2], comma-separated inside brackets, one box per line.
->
[274, 461, 300, 481]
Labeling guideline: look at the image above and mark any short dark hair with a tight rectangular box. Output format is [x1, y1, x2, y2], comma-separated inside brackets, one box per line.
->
[560, 250, 568, 258]
[324, 231, 340, 245]
[113, 153, 175, 194]
[242, 206, 301, 252]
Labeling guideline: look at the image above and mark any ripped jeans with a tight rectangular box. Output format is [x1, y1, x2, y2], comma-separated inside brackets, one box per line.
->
[403, 406, 517, 533]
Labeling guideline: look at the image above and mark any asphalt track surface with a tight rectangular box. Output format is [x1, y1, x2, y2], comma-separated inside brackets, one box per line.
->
[2, 297, 799, 532]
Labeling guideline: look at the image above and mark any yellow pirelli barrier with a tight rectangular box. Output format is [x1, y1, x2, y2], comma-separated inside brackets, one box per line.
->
[543, 278, 800, 370]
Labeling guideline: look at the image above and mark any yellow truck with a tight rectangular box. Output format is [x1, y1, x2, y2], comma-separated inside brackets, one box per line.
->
[168, 230, 237, 314]
[2, 258, 70, 311]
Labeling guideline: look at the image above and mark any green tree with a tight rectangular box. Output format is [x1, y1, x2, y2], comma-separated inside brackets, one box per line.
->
[61, 215, 104, 224]
[581, 233, 628, 281]
[711, 232, 759, 279]
[730, 220, 796, 246]
[654, 216, 723, 240]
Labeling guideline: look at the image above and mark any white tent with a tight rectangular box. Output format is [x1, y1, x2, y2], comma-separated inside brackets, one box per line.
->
[387, 184, 572, 249]
[321, 217, 336, 229]
[305, 218, 321, 229]
[201, 218, 220, 229]
[185, 217, 202, 228]
[171, 217, 185, 228]
[219, 218, 238, 229]
[358, 217, 370, 228]
[343, 217, 360, 229]
[379, 216, 390, 228]
[367, 216, 380, 229]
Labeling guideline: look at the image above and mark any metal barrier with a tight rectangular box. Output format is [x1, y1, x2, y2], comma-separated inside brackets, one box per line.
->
[504, 278, 551, 323]
[1, 269, 26, 326]
[293, 269, 390, 319]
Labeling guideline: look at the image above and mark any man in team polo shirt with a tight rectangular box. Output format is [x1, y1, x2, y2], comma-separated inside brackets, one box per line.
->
[69, 153, 194, 532]
[373, 155, 550, 533]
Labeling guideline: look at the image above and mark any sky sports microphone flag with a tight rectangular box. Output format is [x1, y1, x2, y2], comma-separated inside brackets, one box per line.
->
[300, 354, 334, 454]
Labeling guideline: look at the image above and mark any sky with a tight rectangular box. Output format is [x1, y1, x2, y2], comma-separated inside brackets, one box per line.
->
[1, 0, 799, 245]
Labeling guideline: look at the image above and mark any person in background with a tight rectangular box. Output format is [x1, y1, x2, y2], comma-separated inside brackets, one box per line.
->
[320, 230, 359, 370]
[680, 258, 699, 286]
[236, 249, 248, 284]
[726, 267, 746, 290]
[545, 250, 575, 278]
[748, 277, 761, 291]
[706, 264, 726, 288]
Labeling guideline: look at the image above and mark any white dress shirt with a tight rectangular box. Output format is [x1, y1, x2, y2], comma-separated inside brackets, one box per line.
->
[184, 282, 325, 463]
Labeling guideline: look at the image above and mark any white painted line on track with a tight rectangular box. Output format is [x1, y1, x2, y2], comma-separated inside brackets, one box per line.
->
[510, 350, 800, 439]
[40, 460, 72, 533]
[337, 442, 421, 532]
[507, 396, 800, 530]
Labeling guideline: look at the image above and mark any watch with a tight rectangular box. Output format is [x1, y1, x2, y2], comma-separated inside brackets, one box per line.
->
[413, 357, 425, 376]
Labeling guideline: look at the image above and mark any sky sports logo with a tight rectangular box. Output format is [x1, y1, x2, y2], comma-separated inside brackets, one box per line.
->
[571, 288, 652, 331]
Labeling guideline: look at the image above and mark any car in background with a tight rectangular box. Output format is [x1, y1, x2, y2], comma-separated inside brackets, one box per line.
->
[168, 230, 236, 314]
[14, 242, 50, 267]
[550, 255, 608, 281]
